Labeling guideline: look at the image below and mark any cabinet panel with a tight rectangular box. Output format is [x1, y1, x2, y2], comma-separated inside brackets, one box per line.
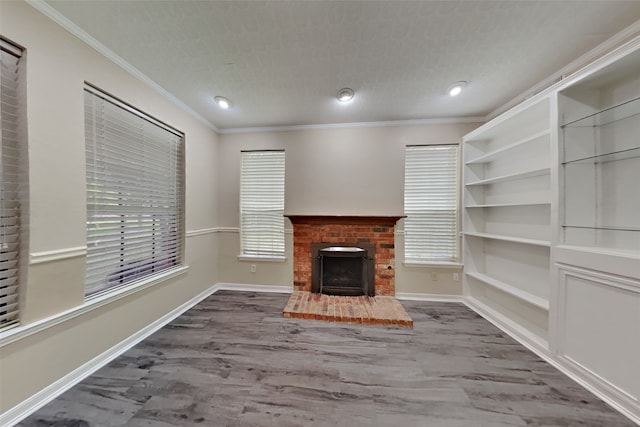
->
[559, 268, 640, 401]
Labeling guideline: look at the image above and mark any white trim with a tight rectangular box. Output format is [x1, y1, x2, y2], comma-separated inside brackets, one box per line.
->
[560, 354, 640, 421]
[214, 227, 240, 233]
[219, 116, 484, 134]
[185, 227, 293, 237]
[25, 0, 218, 133]
[464, 296, 640, 425]
[29, 246, 87, 265]
[0, 282, 218, 427]
[0, 266, 188, 347]
[214, 282, 293, 294]
[402, 261, 463, 269]
[216, 227, 293, 235]
[185, 227, 218, 238]
[556, 35, 640, 93]
[395, 293, 463, 303]
[555, 245, 640, 281]
[556, 264, 640, 293]
[237, 254, 287, 263]
[487, 22, 640, 120]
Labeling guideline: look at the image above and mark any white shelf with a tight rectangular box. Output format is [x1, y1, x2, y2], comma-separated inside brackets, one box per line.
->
[465, 271, 550, 311]
[465, 129, 550, 165]
[465, 167, 550, 186]
[466, 202, 550, 208]
[464, 232, 551, 247]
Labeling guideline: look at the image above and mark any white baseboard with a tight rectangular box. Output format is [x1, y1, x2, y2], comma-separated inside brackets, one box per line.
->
[464, 296, 640, 426]
[557, 355, 640, 424]
[463, 296, 550, 355]
[2, 283, 296, 426]
[0, 284, 219, 427]
[395, 292, 463, 303]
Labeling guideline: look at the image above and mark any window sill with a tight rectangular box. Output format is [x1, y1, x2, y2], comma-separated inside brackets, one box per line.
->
[0, 265, 189, 348]
[403, 261, 463, 269]
[237, 254, 287, 263]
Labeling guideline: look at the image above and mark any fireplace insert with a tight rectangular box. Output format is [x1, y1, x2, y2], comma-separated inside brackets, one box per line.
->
[311, 243, 375, 296]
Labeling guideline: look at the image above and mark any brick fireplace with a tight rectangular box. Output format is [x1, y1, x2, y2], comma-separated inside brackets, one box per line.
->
[285, 215, 404, 296]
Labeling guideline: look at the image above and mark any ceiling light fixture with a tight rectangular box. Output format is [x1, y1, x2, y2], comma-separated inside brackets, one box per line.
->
[214, 96, 232, 109]
[337, 88, 354, 102]
[447, 81, 467, 97]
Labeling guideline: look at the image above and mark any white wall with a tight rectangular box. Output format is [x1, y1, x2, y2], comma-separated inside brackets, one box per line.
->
[217, 123, 480, 293]
[0, 1, 219, 413]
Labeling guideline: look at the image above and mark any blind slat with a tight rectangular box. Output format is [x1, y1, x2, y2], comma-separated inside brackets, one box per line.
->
[0, 38, 25, 331]
[404, 145, 459, 262]
[85, 87, 184, 297]
[240, 151, 285, 257]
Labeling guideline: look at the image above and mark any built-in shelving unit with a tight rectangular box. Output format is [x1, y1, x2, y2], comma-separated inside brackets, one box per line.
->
[462, 95, 552, 347]
[554, 44, 640, 419]
[461, 35, 640, 423]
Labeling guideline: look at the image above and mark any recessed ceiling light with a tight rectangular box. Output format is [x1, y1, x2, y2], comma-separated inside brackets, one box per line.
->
[447, 81, 467, 97]
[337, 88, 354, 102]
[214, 96, 232, 109]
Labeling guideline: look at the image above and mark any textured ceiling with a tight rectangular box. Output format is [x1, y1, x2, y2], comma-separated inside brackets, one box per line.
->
[43, 0, 640, 130]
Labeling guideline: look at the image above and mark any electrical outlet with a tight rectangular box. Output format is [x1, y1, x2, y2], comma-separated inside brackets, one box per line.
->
[453, 272, 459, 281]
[431, 272, 438, 281]
[250, 264, 256, 273]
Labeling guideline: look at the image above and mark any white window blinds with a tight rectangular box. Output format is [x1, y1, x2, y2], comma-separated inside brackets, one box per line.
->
[404, 145, 459, 263]
[240, 150, 285, 258]
[0, 38, 25, 329]
[84, 84, 184, 297]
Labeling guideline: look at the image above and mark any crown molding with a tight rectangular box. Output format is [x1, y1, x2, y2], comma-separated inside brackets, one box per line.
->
[218, 116, 485, 135]
[26, 0, 219, 133]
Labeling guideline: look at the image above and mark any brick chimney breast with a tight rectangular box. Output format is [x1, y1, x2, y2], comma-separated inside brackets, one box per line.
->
[285, 215, 404, 296]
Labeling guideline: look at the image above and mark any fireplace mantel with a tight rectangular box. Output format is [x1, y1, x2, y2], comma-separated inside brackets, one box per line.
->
[285, 215, 405, 226]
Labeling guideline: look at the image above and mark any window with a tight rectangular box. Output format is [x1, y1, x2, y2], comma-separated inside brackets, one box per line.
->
[0, 37, 26, 330]
[240, 150, 285, 259]
[84, 84, 184, 297]
[404, 145, 459, 263]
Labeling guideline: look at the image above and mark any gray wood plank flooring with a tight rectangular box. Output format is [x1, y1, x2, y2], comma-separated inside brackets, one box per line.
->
[19, 291, 636, 426]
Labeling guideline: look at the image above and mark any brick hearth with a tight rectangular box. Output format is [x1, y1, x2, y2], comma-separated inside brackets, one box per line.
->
[283, 291, 413, 328]
[285, 215, 404, 296]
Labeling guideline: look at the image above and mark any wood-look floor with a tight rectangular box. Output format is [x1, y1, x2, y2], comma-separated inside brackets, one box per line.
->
[19, 291, 636, 426]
